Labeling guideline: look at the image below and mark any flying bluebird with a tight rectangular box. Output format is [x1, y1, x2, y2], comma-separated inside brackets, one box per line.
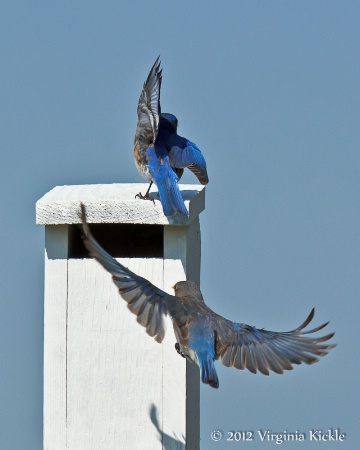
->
[133, 57, 209, 217]
[80, 204, 336, 389]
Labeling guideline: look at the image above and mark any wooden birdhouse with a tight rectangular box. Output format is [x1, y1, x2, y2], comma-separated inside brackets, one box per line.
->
[36, 183, 205, 450]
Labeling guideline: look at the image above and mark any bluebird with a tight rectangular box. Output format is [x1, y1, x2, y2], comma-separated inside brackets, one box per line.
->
[80, 204, 336, 389]
[133, 57, 209, 217]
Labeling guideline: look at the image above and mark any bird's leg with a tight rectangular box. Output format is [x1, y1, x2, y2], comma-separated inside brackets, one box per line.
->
[175, 343, 186, 358]
[135, 181, 155, 204]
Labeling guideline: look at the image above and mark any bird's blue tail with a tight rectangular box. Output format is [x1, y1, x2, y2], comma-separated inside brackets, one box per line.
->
[156, 169, 188, 216]
[197, 352, 219, 389]
[147, 148, 188, 216]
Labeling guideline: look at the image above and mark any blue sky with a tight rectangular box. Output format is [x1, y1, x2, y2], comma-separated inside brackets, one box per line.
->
[0, 1, 359, 449]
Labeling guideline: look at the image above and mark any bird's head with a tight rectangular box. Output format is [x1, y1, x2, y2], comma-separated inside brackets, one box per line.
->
[172, 280, 204, 302]
[160, 113, 178, 132]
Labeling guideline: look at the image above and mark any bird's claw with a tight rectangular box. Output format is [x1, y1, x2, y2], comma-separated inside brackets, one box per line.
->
[175, 343, 186, 358]
[135, 192, 155, 204]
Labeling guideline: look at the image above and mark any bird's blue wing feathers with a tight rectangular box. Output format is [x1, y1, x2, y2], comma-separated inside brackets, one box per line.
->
[169, 141, 209, 185]
[213, 309, 336, 375]
[80, 204, 176, 343]
[147, 147, 188, 216]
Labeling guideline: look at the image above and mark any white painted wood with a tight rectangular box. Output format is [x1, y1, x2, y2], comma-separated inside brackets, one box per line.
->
[162, 259, 188, 449]
[36, 183, 205, 226]
[164, 219, 201, 449]
[66, 258, 167, 449]
[40, 183, 204, 450]
[43, 226, 68, 450]
[164, 217, 201, 284]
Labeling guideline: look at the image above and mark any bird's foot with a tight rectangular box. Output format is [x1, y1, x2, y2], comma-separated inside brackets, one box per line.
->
[135, 192, 155, 204]
[175, 343, 186, 358]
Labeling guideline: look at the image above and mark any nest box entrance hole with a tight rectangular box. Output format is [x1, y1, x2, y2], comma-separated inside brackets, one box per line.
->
[68, 223, 164, 258]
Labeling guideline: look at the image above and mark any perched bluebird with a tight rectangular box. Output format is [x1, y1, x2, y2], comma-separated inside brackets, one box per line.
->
[133, 57, 209, 217]
[80, 204, 335, 389]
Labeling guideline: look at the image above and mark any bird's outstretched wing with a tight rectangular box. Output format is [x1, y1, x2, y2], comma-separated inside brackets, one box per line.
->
[213, 309, 335, 375]
[169, 142, 209, 185]
[136, 56, 162, 144]
[80, 203, 176, 343]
